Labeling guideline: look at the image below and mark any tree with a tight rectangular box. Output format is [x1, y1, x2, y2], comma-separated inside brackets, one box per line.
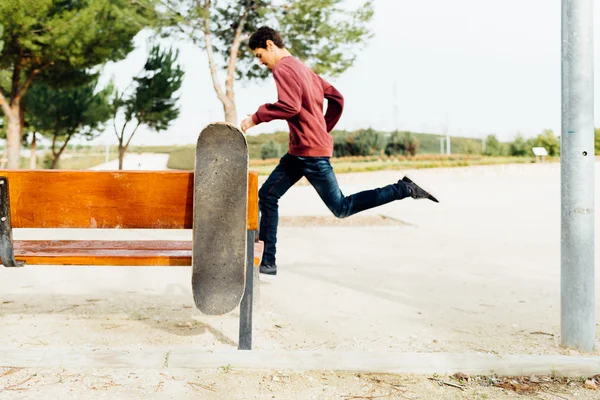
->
[385, 131, 419, 156]
[261, 140, 280, 159]
[385, 131, 404, 156]
[534, 129, 560, 156]
[483, 134, 504, 156]
[111, 45, 184, 169]
[460, 140, 481, 155]
[161, 0, 374, 123]
[352, 128, 385, 156]
[23, 75, 114, 169]
[0, 0, 156, 168]
[401, 132, 419, 156]
[509, 133, 528, 156]
[332, 130, 353, 157]
[595, 128, 600, 154]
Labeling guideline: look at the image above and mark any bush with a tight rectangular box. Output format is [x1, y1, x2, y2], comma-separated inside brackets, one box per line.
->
[333, 128, 386, 157]
[403, 132, 419, 156]
[385, 131, 420, 156]
[534, 129, 560, 156]
[509, 134, 528, 156]
[260, 140, 281, 160]
[460, 140, 481, 155]
[246, 131, 289, 159]
[333, 131, 354, 157]
[483, 134, 504, 156]
[352, 128, 386, 156]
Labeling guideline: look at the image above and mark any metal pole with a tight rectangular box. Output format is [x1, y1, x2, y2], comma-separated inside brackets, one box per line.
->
[561, 0, 595, 351]
[238, 230, 255, 350]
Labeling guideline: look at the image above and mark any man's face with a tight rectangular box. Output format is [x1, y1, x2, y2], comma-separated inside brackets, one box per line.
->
[253, 41, 276, 70]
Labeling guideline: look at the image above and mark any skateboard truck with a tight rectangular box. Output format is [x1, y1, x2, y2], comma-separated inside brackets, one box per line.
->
[0, 177, 23, 267]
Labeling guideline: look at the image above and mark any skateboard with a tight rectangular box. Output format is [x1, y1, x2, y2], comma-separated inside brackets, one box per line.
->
[192, 122, 248, 315]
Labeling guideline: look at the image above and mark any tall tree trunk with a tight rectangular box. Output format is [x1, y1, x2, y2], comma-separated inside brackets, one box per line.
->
[1, 60, 42, 169]
[6, 104, 21, 169]
[118, 140, 125, 170]
[6, 61, 23, 169]
[50, 133, 72, 169]
[202, 2, 249, 124]
[118, 123, 140, 170]
[224, 101, 237, 124]
[50, 156, 59, 169]
[29, 132, 37, 169]
[222, 7, 249, 125]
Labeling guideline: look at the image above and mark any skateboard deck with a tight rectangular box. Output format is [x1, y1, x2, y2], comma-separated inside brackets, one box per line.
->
[192, 122, 248, 315]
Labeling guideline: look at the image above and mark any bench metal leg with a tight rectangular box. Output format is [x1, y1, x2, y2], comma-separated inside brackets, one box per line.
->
[238, 230, 255, 350]
[0, 177, 23, 268]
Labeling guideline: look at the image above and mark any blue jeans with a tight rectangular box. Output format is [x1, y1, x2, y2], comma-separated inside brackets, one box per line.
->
[258, 153, 410, 265]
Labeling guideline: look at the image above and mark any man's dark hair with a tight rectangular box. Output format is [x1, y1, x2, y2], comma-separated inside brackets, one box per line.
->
[249, 26, 285, 50]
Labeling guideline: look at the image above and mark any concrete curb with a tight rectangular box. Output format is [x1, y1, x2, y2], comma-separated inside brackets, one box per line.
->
[1, 348, 599, 377]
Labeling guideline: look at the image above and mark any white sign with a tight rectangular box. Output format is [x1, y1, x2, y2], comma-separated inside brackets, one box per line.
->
[532, 147, 548, 157]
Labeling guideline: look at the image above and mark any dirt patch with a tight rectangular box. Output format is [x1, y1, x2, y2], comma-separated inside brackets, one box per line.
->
[1, 367, 599, 399]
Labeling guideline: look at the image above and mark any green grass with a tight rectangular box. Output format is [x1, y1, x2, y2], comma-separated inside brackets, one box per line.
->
[166, 147, 196, 170]
[250, 156, 555, 175]
[19, 152, 119, 170]
[166, 147, 558, 175]
[246, 130, 484, 157]
[21, 129, 484, 167]
[130, 145, 183, 154]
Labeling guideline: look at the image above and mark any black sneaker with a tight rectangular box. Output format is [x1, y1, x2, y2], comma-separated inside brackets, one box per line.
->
[401, 176, 439, 203]
[260, 263, 277, 275]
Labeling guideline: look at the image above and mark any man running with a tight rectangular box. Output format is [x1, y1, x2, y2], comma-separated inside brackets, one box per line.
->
[241, 26, 438, 276]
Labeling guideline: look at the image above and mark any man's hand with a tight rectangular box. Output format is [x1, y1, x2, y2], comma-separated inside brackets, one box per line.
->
[240, 114, 256, 134]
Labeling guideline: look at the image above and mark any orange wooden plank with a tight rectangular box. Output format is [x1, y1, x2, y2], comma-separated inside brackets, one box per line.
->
[14, 240, 192, 252]
[13, 240, 264, 267]
[247, 171, 259, 231]
[0, 170, 259, 230]
[17, 254, 191, 267]
[14, 240, 192, 266]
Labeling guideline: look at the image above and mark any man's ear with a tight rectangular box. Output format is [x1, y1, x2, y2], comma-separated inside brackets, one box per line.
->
[265, 40, 274, 50]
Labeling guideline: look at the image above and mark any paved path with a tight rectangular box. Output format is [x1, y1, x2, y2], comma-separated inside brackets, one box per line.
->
[89, 153, 170, 170]
[1, 161, 599, 373]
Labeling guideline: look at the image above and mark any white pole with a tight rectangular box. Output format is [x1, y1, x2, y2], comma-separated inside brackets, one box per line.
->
[561, 0, 595, 351]
[445, 112, 451, 155]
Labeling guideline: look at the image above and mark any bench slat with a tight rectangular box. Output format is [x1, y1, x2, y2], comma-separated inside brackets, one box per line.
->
[14, 240, 264, 267]
[14, 240, 191, 266]
[0, 170, 259, 230]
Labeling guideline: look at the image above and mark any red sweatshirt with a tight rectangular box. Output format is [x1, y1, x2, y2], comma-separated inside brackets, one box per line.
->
[252, 56, 344, 157]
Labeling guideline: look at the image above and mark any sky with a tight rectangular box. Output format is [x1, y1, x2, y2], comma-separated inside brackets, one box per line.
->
[90, 0, 600, 146]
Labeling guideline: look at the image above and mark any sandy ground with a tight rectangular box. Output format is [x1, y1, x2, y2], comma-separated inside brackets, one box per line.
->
[1, 366, 599, 399]
[1, 160, 600, 398]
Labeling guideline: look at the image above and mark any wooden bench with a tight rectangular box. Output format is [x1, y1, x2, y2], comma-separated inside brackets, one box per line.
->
[0, 169, 263, 350]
